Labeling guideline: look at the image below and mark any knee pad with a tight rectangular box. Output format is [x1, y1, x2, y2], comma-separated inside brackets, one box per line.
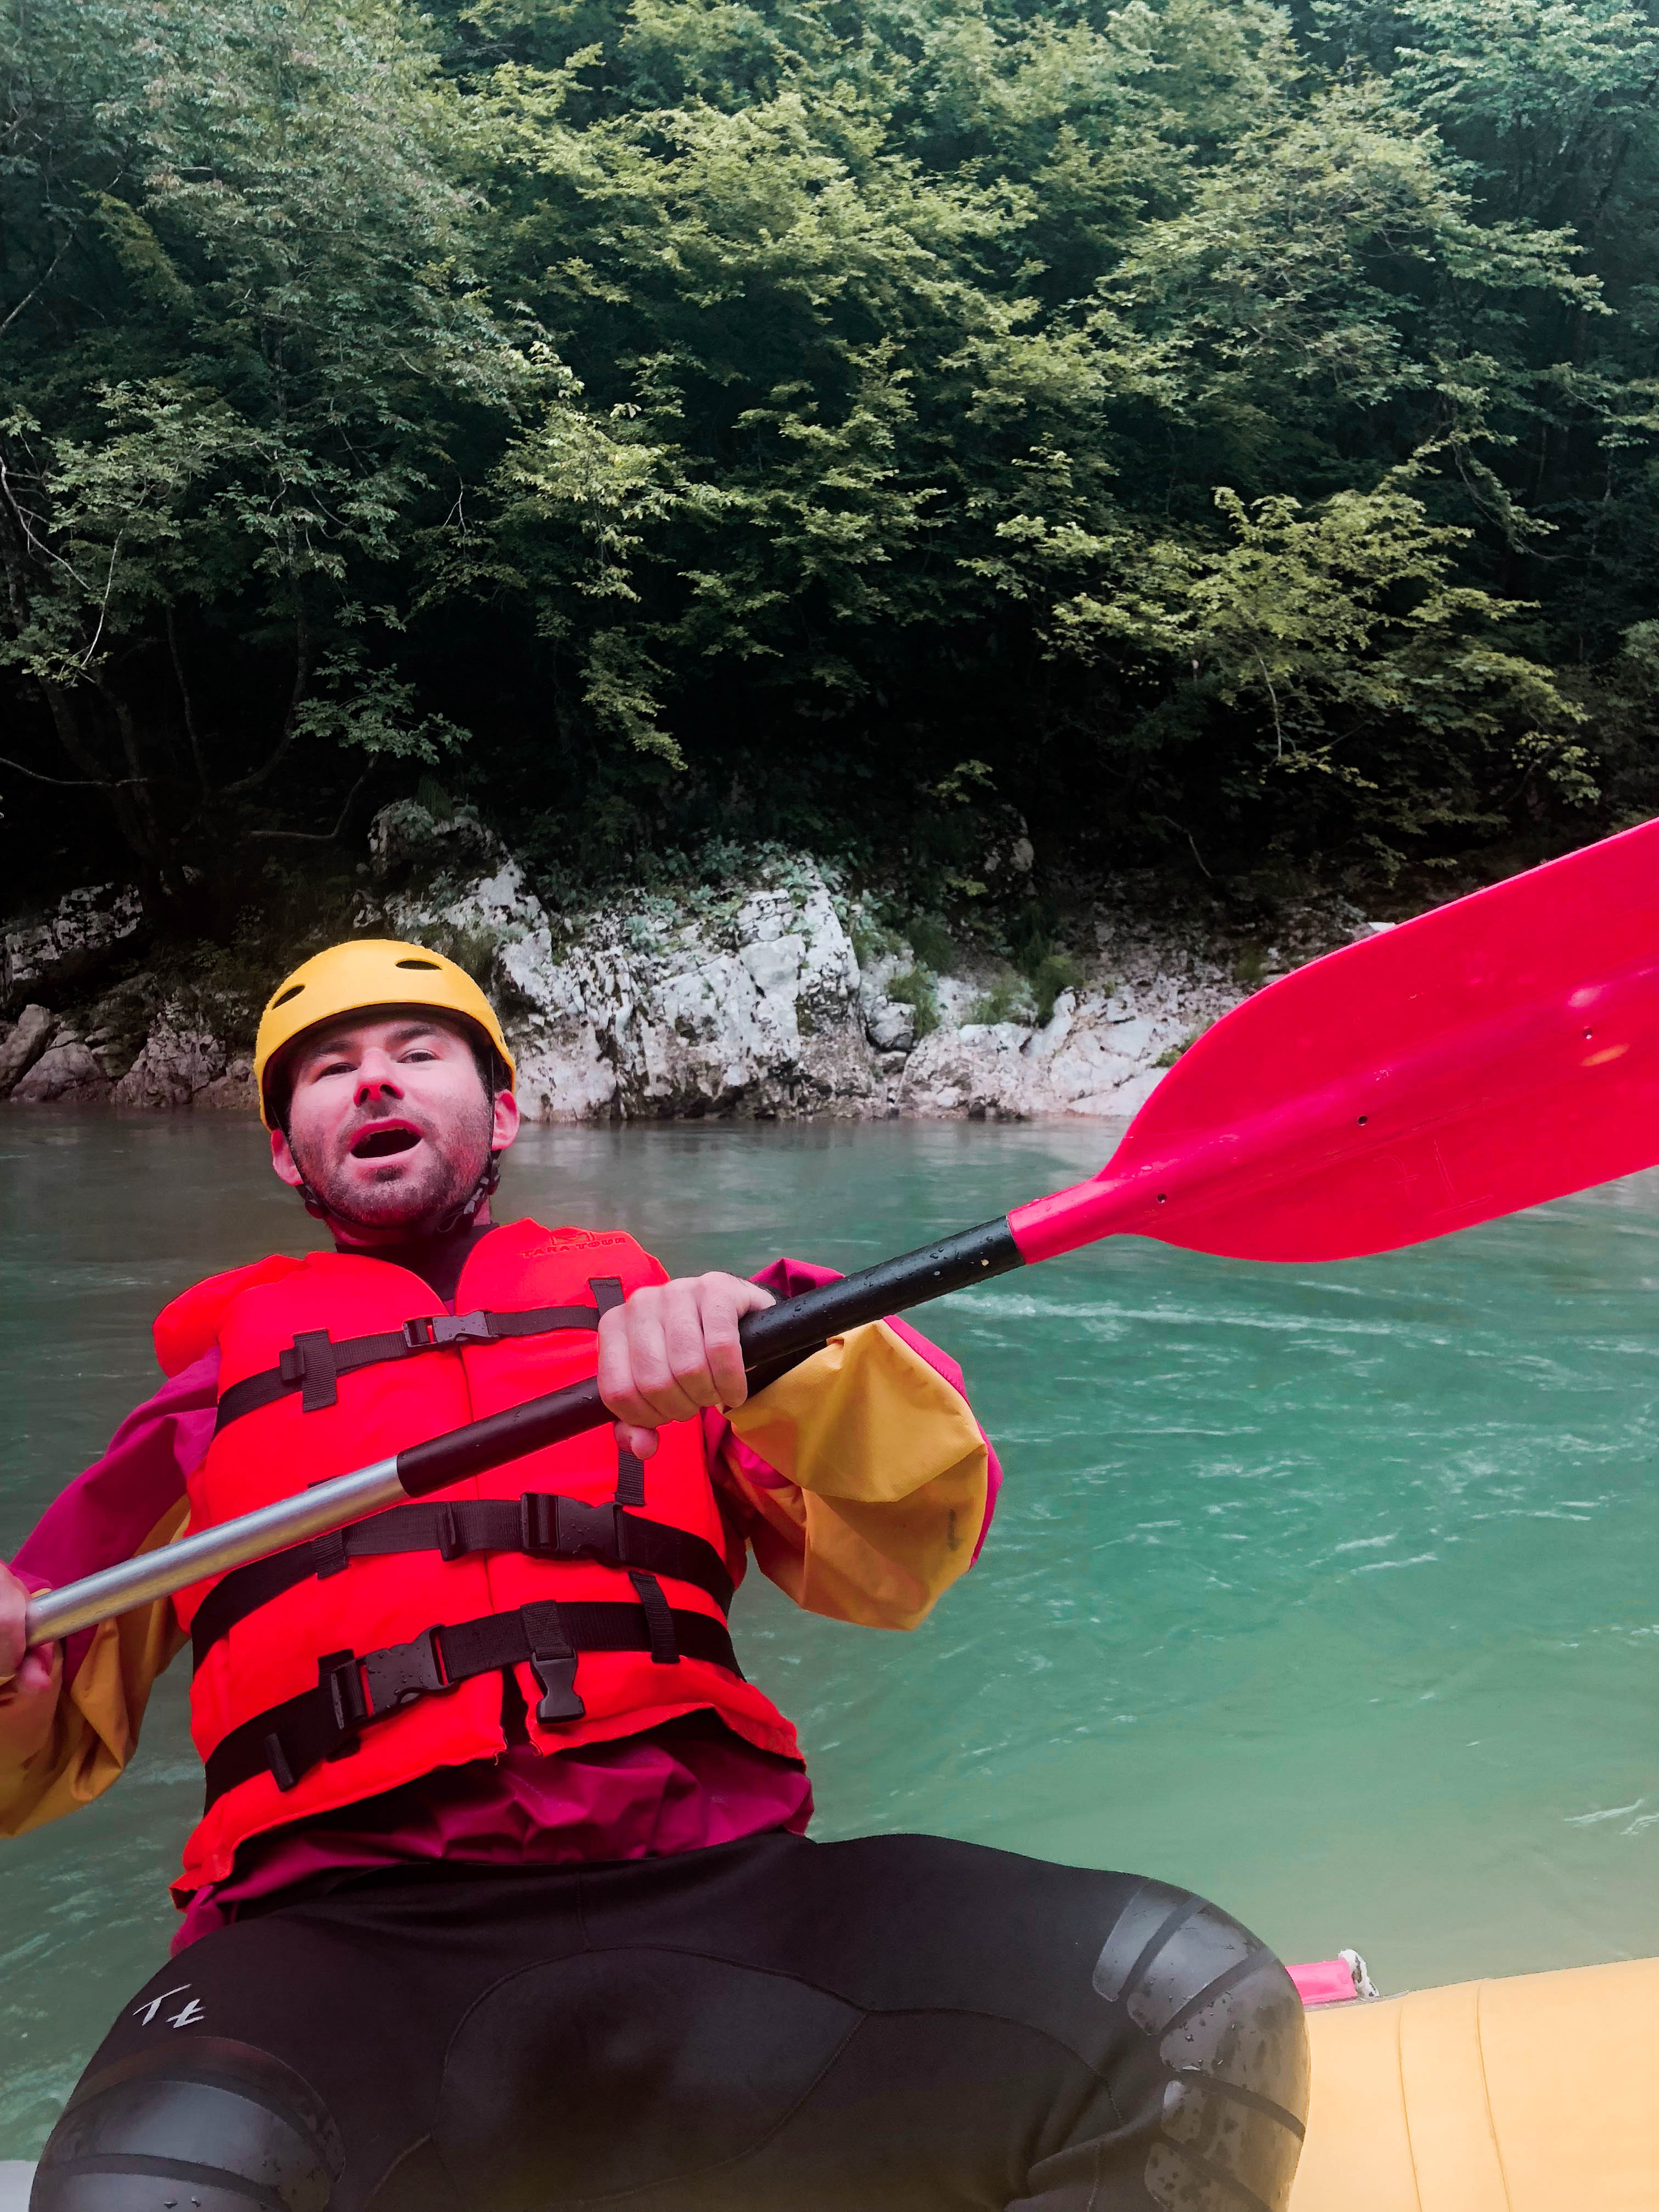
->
[1093, 1882, 1310, 2212]
[31, 2040, 343, 2212]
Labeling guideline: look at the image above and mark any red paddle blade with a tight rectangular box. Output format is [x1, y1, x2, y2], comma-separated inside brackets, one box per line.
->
[1011, 817, 1659, 1265]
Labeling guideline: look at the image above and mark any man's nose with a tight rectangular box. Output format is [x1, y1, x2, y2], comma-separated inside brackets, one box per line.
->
[354, 1054, 404, 1107]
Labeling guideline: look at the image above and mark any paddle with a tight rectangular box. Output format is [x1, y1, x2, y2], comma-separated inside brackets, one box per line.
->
[27, 814, 1659, 1647]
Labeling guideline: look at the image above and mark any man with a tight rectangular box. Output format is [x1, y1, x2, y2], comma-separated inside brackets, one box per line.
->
[2, 940, 1308, 2211]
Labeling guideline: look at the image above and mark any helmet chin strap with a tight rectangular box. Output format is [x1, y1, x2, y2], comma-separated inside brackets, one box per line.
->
[431, 1149, 502, 1237]
[291, 1146, 502, 1242]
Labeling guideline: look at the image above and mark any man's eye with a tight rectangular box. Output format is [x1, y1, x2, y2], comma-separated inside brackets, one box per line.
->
[402, 1048, 438, 1063]
[316, 1060, 354, 1080]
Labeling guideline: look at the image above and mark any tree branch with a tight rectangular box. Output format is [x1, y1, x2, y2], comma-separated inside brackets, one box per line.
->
[220, 598, 312, 797]
[0, 238, 72, 337]
[248, 766, 373, 842]
[0, 751, 148, 789]
[0, 442, 95, 597]
[166, 603, 210, 794]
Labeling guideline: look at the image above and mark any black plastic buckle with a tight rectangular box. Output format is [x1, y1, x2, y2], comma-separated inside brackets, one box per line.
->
[520, 1493, 621, 1564]
[519, 1491, 557, 1556]
[560, 1498, 625, 1563]
[317, 1646, 369, 1760]
[360, 1627, 450, 1716]
[520, 1600, 585, 1723]
[404, 1310, 496, 1351]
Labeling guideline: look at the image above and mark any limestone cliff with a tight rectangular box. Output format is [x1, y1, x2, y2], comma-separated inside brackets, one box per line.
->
[0, 806, 1378, 1120]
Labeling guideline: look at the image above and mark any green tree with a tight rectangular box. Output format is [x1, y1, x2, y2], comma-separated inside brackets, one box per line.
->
[5, 0, 1658, 907]
[437, 0, 1602, 876]
[0, 0, 529, 900]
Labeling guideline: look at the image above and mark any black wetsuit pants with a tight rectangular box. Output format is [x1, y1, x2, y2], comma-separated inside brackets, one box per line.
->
[32, 1832, 1310, 2212]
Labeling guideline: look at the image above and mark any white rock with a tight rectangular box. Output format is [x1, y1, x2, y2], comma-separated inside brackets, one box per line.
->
[734, 894, 788, 945]
[10, 1039, 110, 1103]
[383, 856, 873, 1121]
[3, 885, 141, 1008]
[740, 936, 803, 995]
[900, 941, 1242, 1121]
[865, 1000, 915, 1053]
[1101, 1016, 1156, 1058]
[365, 844, 1302, 1125]
[114, 1023, 227, 1110]
[196, 1058, 258, 1113]
[14, 836, 1367, 1126]
[0, 1003, 55, 1097]
[1113, 1070, 1163, 1117]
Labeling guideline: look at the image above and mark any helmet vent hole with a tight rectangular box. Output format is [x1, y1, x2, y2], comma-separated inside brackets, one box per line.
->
[271, 984, 305, 1007]
[395, 957, 442, 969]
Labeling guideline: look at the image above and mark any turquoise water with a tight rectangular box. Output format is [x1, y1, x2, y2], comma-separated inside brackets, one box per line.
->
[5, 1111, 1659, 2153]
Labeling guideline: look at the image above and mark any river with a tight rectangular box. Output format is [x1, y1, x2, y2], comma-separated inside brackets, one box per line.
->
[5, 1111, 1659, 2154]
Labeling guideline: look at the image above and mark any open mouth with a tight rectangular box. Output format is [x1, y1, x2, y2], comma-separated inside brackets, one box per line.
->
[351, 1124, 422, 1161]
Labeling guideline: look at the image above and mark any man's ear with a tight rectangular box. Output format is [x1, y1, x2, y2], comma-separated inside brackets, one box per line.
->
[270, 1125, 305, 1189]
[491, 1087, 521, 1153]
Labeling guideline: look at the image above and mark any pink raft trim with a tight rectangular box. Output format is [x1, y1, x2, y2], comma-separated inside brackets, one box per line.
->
[1288, 1957, 1364, 2007]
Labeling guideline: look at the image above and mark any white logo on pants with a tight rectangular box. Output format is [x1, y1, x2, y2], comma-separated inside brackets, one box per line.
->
[132, 1986, 205, 2029]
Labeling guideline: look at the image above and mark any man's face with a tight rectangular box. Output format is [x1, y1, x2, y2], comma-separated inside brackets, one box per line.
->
[270, 1013, 520, 1234]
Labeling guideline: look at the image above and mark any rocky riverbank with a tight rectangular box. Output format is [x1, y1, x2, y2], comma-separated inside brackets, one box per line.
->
[0, 805, 1383, 1121]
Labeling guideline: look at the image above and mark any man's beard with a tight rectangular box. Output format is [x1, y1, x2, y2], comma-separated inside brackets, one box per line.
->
[291, 1106, 493, 1234]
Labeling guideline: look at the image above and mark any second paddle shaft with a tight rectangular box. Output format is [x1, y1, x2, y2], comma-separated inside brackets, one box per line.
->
[25, 1217, 1025, 1645]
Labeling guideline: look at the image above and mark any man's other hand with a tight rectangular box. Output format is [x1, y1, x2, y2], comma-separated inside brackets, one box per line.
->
[596, 1272, 776, 1460]
[0, 1561, 61, 1763]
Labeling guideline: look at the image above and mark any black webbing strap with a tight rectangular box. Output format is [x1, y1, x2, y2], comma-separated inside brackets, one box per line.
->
[202, 1596, 739, 1807]
[188, 1493, 736, 1667]
[590, 1277, 647, 1505]
[214, 1305, 601, 1432]
[628, 1570, 680, 1665]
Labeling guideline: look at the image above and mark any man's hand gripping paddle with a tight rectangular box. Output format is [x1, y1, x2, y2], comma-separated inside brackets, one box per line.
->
[28, 816, 1659, 1646]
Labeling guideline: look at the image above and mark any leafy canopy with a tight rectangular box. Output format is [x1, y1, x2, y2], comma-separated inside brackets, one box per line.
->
[2, 0, 1656, 904]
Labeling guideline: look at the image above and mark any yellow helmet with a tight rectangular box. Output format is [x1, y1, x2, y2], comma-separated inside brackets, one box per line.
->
[253, 939, 516, 1128]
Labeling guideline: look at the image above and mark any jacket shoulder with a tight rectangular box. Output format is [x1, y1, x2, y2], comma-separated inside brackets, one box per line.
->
[486, 1218, 668, 1286]
[153, 1254, 309, 1376]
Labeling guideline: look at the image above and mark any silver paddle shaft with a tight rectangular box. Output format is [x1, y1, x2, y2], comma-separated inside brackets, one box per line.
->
[24, 1455, 404, 1645]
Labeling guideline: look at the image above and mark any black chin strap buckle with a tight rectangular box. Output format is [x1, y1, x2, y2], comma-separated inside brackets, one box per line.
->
[520, 1600, 585, 1723]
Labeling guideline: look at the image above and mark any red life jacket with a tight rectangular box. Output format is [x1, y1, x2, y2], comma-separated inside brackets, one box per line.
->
[156, 1218, 802, 1893]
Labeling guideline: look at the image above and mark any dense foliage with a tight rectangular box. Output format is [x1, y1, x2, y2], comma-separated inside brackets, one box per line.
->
[3, 0, 1657, 914]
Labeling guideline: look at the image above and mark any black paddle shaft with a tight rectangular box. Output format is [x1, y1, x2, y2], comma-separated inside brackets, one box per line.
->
[395, 1216, 1024, 1499]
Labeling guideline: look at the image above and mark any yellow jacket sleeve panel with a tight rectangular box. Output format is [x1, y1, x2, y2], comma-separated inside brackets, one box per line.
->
[722, 1321, 989, 1630]
[0, 1500, 190, 1837]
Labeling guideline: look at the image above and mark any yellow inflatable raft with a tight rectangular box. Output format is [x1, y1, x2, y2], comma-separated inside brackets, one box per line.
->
[1293, 1955, 1659, 2210]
